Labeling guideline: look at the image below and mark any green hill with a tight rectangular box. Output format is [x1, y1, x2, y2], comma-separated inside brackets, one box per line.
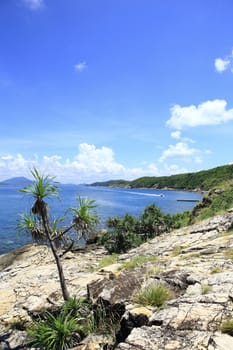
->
[91, 164, 233, 191]
[190, 179, 233, 223]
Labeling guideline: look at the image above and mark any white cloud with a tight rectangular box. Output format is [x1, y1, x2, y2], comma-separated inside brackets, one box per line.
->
[74, 62, 87, 73]
[166, 99, 233, 130]
[159, 142, 202, 163]
[163, 163, 188, 175]
[171, 131, 181, 139]
[0, 143, 212, 184]
[0, 144, 161, 184]
[214, 49, 233, 73]
[22, 0, 44, 10]
[215, 58, 230, 73]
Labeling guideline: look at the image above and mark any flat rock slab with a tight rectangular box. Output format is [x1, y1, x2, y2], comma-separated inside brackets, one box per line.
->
[0, 244, 106, 326]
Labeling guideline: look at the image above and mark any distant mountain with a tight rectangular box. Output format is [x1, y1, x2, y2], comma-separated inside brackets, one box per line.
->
[0, 177, 32, 186]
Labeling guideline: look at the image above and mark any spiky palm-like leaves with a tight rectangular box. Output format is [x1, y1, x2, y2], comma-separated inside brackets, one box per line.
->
[68, 196, 99, 240]
[18, 168, 99, 301]
[28, 311, 81, 350]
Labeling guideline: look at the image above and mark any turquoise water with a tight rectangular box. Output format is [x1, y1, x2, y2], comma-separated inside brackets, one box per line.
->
[0, 184, 202, 254]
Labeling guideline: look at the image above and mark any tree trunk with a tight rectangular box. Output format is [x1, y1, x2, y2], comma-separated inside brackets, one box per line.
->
[49, 239, 70, 301]
[41, 208, 70, 301]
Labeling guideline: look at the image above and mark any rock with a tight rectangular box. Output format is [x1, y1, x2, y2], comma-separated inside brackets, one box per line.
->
[0, 329, 29, 350]
[2, 210, 233, 349]
[117, 306, 153, 343]
[87, 269, 144, 306]
[115, 326, 214, 350]
[70, 334, 114, 350]
[0, 244, 106, 328]
[208, 332, 233, 350]
[86, 229, 107, 245]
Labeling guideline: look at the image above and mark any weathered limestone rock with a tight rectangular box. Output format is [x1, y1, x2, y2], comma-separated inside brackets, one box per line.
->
[208, 332, 233, 350]
[0, 244, 107, 327]
[87, 269, 144, 305]
[2, 210, 233, 349]
[117, 306, 154, 343]
[115, 326, 213, 350]
[70, 334, 114, 350]
[0, 329, 29, 350]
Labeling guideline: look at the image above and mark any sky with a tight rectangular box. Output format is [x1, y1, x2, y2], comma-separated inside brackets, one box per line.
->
[1, 0, 233, 184]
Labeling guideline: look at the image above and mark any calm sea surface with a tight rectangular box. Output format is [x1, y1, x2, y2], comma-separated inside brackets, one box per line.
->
[0, 184, 202, 255]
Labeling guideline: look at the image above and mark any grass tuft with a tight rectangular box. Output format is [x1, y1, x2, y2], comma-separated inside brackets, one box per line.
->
[119, 255, 158, 271]
[223, 248, 233, 260]
[97, 253, 119, 269]
[220, 319, 233, 336]
[201, 284, 212, 295]
[210, 266, 223, 274]
[172, 245, 186, 256]
[133, 283, 174, 307]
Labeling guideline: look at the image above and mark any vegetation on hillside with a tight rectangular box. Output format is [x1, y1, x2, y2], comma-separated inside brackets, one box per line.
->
[99, 178, 233, 253]
[91, 164, 233, 191]
[28, 296, 121, 350]
[99, 204, 190, 253]
[190, 180, 233, 223]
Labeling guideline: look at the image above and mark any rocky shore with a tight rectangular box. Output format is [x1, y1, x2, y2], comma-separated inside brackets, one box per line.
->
[1, 210, 233, 349]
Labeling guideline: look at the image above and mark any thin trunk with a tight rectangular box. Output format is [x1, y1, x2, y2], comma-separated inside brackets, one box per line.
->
[49, 239, 70, 301]
[41, 209, 70, 301]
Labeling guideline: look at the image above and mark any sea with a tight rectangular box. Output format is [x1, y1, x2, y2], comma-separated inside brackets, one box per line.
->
[0, 184, 202, 255]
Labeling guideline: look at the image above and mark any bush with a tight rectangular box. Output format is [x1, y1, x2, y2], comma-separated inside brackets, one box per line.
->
[171, 211, 191, 228]
[220, 319, 233, 336]
[27, 296, 123, 349]
[100, 204, 181, 254]
[133, 284, 174, 307]
[100, 213, 143, 253]
[28, 297, 93, 350]
[28, 311, 81, 350]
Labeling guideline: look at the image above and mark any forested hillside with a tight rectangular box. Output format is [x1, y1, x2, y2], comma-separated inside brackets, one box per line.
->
[91, 164, 233, 191]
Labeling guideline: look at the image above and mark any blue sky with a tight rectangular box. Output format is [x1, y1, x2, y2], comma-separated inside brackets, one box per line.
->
[1, 0, 233, 183]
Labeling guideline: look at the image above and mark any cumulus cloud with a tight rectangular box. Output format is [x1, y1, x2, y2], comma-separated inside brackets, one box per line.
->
[166, 99, 233, 130]
[0, 144, 162, 184]
[215, 58, 230, 73]
[0, 143, 212, 183]
[74, 62, 87, 73]
[171, 131, 181, 139]
[214, 49, 233, 73]
[159, 142, 202, 163]
[22, 0, 44, 10]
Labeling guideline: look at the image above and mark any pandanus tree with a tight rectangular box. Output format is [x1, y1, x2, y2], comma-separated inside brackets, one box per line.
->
[18, 168, 99, 301]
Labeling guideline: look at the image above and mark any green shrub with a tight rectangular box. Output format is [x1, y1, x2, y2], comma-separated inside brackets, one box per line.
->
[62, 296, 90, 319]
[100, 213, 143, 253]
[100, 204, 183, 254]
[210, 266, 223, 274]
[138, 204, 173, 238]
[27, 296, 123, 349]
[224, 248, 233, 260]
[133, 284, 174, 307]
[220, 319, 233, 336]
[28, 311, 81, 350]
[100, 229, 142, 254]
[191, 181, 233, 222]
[171, 211, 191, 228]
[91, 301, 122, 337]
[28, 297, 94, 350]
[201, 284, 212, 295]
